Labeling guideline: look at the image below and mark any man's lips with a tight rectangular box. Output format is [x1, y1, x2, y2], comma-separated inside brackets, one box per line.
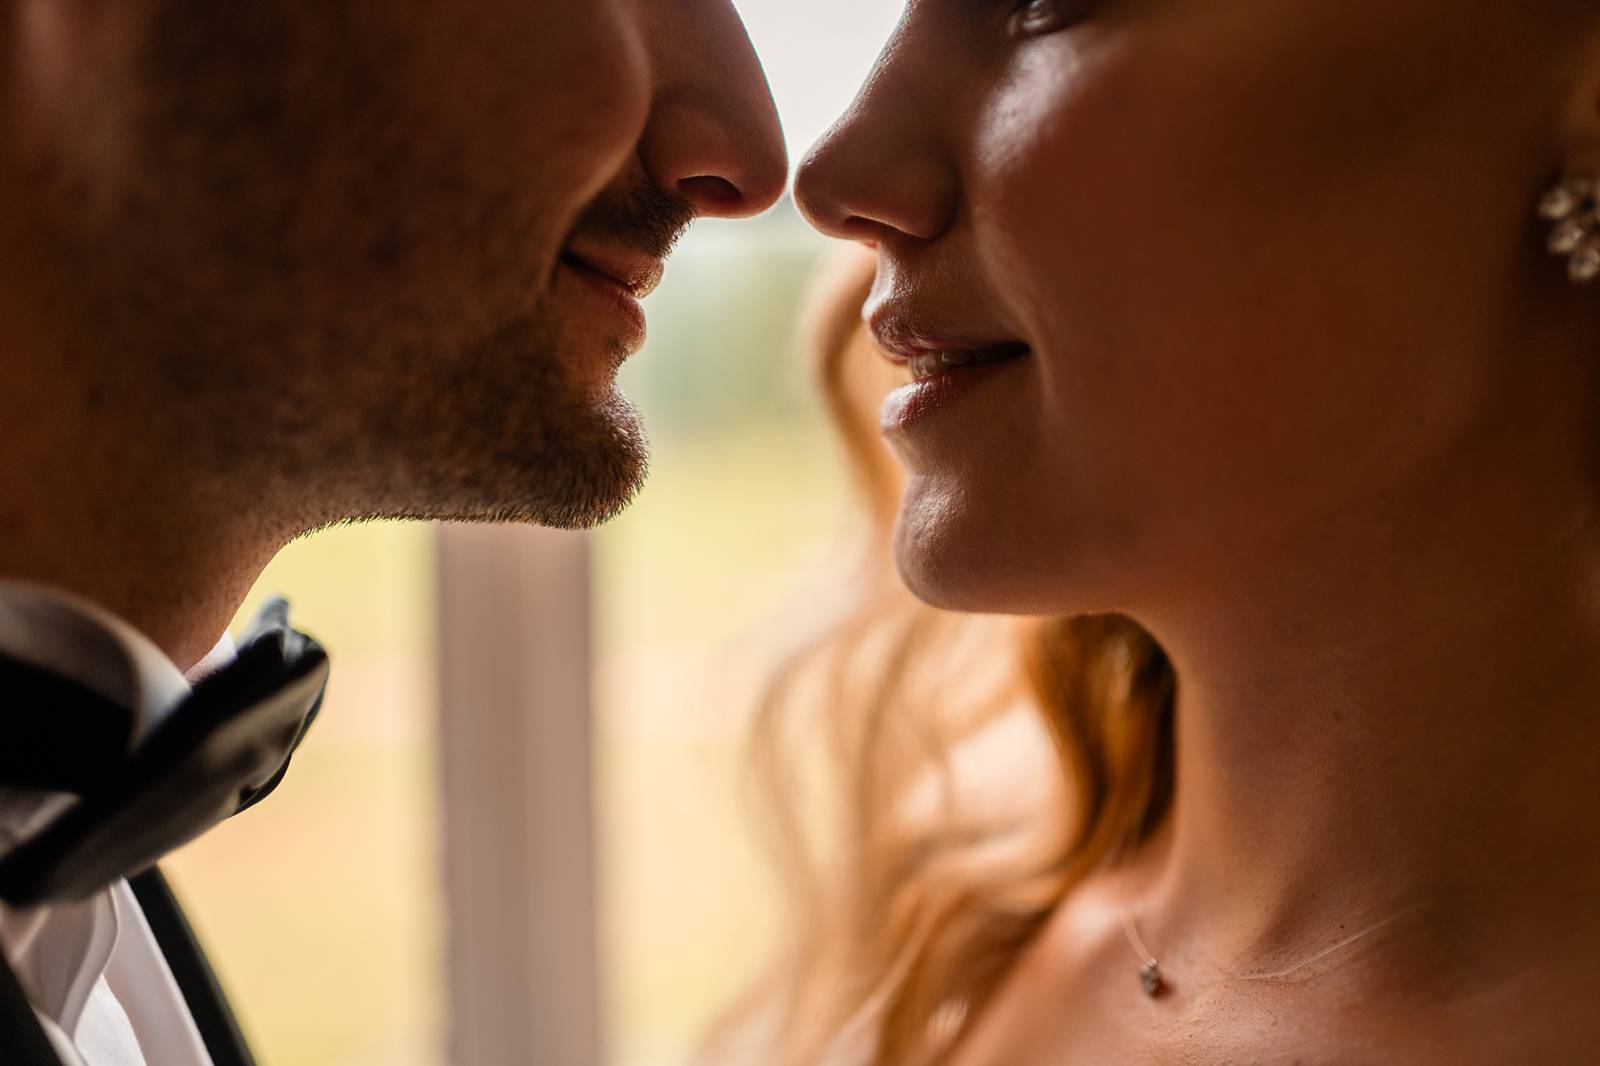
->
[559, 243, 665, 300]
[555, 244, 660, 356]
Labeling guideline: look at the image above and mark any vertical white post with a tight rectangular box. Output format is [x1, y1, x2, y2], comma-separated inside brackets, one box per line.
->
[435, 522, 600, 1066]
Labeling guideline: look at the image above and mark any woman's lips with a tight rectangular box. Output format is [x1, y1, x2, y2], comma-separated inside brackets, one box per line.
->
[880, 347, 1029, 433]
[868, 310, 1024, 366]
[867, 309, 1032, 432]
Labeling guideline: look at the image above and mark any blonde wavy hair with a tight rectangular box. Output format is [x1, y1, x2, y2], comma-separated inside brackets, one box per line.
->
[705, 247, 1179, 1065]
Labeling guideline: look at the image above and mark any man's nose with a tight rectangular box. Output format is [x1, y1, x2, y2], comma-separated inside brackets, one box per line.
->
[634, 0, 789, 220]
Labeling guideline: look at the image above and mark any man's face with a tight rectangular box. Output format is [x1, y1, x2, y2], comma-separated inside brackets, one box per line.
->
[3, 0, 786, 529]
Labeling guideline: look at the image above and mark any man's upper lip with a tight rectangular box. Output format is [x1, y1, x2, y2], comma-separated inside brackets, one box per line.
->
[867, 306, 1027, 364]
[561, 243, 666, 299]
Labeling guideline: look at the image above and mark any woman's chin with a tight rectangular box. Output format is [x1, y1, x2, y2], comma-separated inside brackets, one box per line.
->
[892, 506, 1040, 616]
[890, 487, 1115, 618]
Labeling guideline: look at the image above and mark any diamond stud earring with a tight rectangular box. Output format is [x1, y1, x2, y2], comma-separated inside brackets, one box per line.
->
[1540, 175, 1600, 284]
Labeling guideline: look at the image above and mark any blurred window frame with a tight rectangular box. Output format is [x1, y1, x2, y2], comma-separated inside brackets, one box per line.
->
[436, 523, 601, 1066]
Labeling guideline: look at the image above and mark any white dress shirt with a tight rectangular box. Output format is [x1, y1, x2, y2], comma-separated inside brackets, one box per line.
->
[0, 581, 219, 1066]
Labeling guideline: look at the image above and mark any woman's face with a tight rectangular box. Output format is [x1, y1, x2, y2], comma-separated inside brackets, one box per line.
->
[797, 1, 1600, 616]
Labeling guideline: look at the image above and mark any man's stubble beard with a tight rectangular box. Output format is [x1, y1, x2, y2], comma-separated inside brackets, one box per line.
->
[73, 0, 662, 538]
[354, 306, 653, 531]
[81, 289, 655, 538]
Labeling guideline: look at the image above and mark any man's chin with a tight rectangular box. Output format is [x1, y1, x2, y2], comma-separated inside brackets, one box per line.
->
[351, 386, 651, 532]
[463, 391, 650, 530]
[524, 444, 650, 530]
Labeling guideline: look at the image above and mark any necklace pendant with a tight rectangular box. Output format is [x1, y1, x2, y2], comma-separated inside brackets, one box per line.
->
[1139, 960, 1164, 997]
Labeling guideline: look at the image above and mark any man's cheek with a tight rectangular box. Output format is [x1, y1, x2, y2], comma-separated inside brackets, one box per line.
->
[523, 2, 651, 204]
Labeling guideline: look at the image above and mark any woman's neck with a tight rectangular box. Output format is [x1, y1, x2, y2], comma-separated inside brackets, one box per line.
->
[1134, 490, 1600, 987]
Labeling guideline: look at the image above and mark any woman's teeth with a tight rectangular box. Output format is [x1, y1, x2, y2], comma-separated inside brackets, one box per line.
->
[908, 351, 970, 379]
[907, 347, 1021, 381]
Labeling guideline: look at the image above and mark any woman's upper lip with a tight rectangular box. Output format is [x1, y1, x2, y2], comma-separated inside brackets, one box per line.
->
[561, 242, 666, 299]
[867, 307, 1027, 364]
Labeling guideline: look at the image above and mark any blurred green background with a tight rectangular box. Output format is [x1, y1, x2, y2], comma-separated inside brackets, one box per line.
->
[163, 198, 860, 1066]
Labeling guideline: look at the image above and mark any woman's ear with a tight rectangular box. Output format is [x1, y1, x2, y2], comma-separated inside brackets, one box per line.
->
[1551, 18, 1600, 170]
[1531, 19, 1600, 287]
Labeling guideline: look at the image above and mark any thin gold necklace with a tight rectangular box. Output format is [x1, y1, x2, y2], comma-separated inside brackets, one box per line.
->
[1121, 905, 1424, 998]
[1121, 914, 1166, 996]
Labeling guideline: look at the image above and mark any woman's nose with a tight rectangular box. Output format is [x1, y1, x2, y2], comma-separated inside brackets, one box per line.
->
[794, 59, 959, 245]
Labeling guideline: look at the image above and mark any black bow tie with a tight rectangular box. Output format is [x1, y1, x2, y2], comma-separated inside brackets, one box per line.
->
[0, 598, 327, 906]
